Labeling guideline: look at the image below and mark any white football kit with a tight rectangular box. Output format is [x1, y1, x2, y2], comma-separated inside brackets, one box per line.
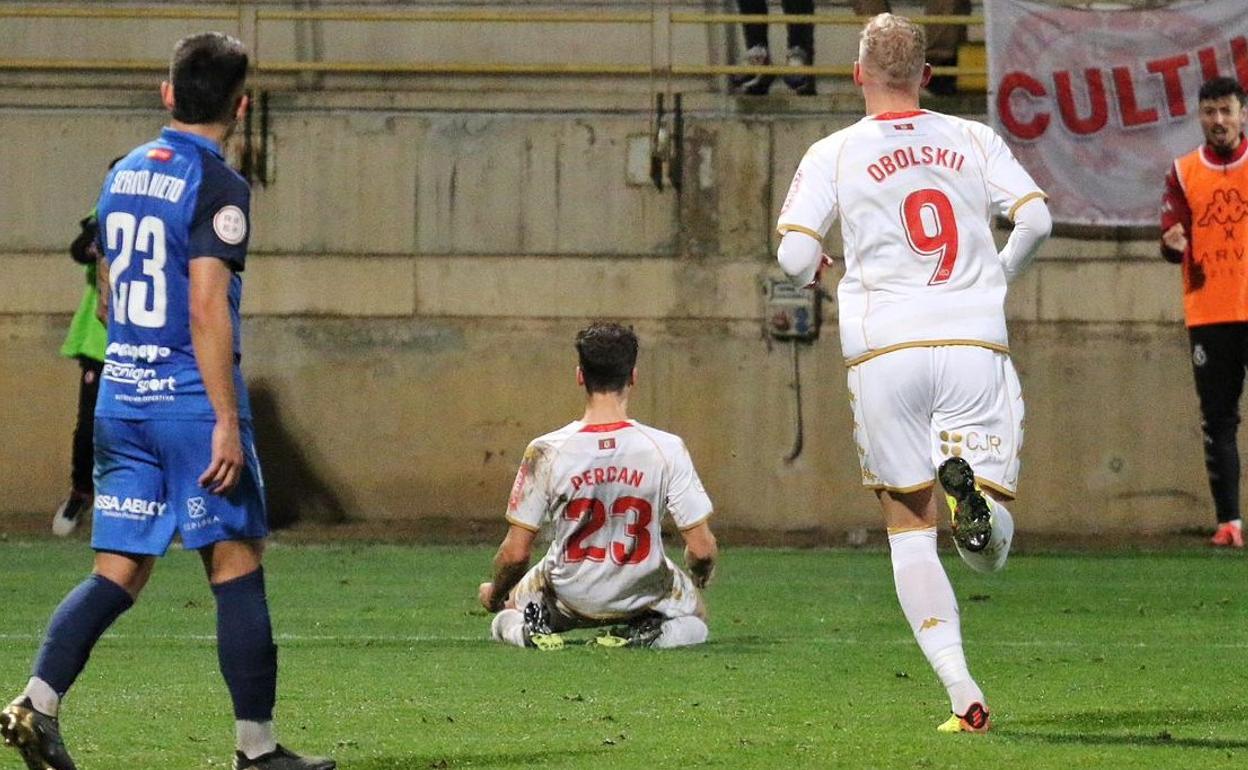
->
[505, 419, 713, 624]
[778, 109, 1045, 495]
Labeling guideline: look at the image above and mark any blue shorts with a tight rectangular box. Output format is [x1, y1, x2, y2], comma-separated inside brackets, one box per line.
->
[92, 418, 268, 556]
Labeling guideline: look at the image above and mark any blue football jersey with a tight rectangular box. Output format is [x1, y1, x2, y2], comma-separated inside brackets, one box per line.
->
[95, 127, 251, 420]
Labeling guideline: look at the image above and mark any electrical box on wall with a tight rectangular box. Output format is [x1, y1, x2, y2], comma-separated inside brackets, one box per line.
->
[763, 277, 821, 341]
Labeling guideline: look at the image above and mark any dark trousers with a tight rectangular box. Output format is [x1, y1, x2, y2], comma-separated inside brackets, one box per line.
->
[736, 0, 815, 57]
[1189, 323, 1248, 523]
[71, 357, 103, 494]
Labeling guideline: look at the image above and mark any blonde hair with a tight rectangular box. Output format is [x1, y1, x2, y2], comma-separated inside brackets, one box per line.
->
[858, 13, 927, 90]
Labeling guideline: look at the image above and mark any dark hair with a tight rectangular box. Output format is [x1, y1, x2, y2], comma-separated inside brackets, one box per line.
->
[1198, 76, 1246, 106]
[575, 322, 639, 394]
[169, 32, 249, 124]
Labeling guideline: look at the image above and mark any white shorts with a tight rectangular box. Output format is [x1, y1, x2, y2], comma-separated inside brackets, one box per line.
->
[508, 558, 704, 632]
[847, 345, 1024, 497]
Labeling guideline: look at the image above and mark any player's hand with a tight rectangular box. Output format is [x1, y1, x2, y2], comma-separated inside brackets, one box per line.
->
[690, 561, 715, 589]
[199, 418, 244, 495]
[804, 252, 834, 289]
[478, 581, 497, 612]
[1162, 223, 1188, 254]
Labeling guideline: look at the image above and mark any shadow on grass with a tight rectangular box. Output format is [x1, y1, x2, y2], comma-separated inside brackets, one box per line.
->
[999, 704, 1248, 751]
[349, 745, 611, 769]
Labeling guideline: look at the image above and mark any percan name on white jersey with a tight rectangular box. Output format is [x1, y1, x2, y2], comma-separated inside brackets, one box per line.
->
[570, 465, 644, 492]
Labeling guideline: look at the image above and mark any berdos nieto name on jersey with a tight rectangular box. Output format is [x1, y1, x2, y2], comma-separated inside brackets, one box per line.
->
[868, 144, 967, 183]
[108, 169, 187, 203]
[570, 465, 645, 492]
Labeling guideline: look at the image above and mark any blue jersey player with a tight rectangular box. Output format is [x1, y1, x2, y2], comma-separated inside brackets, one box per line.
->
[1, 34, 333, 770]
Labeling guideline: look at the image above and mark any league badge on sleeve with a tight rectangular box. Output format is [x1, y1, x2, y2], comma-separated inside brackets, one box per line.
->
[212, 205, 247, 245]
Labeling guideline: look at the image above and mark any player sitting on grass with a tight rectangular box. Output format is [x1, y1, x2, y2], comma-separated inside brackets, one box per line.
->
[477, 322, 718, 650]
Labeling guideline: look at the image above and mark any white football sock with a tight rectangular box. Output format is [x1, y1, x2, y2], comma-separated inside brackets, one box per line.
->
[955, 498, 1015, 574]
[491, 608, 528, 648]
[1229, 519, 1243, 530]
[20, 677, 59, 717]
[236, 719, 276, 760]
[889, 528, 984, 715]
[652, 616, 708, 649]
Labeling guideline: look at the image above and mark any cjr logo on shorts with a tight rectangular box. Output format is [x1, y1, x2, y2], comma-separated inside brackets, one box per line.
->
[187, 496, 208, 519]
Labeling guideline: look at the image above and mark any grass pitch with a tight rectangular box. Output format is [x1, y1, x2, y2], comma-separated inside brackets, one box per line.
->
[0, 539, 1246, 769]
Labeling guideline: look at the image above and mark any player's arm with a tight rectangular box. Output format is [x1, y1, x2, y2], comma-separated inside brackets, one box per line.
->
[479, 441, 550, 611]
[94, 247, 110, 325]
[776, 147, 839, 286]
[190, 256, 243, 495]
[679, 520, 717, 589]
[1160, 162, 1191, 264]
[998, 195, 1052, 283]
[978, 126, 1051, 282]
[478, 524, 538, 612]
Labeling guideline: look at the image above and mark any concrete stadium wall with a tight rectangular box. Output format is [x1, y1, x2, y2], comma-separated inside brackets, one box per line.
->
[0, 83, 1214, 539]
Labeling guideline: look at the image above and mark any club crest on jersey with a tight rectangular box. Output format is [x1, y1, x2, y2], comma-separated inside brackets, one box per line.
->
[146, 147, 174, 162]
[598, 438, 616, 451]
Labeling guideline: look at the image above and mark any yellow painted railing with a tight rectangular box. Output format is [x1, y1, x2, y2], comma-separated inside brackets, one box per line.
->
[0, 5, 986, 82]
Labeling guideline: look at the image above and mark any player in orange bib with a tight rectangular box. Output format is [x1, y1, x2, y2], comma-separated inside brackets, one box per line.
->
[1162, 76, 1248, 549]
[477, 323, 718, 650]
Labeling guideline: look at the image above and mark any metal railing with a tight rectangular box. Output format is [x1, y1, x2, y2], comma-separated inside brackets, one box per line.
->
[0, 4, 985, 84]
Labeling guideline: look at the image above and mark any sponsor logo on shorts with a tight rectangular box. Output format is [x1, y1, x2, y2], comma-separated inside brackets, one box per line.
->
[187, 496, 207, 519]
[96, 495, 166, 520]
[939, 430, 1003, 457]
[1193, 344, 1207, 367]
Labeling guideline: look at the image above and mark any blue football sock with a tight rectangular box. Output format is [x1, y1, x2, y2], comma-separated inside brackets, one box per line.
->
[32, 573, 134, 699]
[212, 568, 277, 721]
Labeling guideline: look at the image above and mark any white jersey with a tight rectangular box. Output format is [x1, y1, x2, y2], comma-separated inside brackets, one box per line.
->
[777, 109, 1045, 365]
[505, 419, 713, 619]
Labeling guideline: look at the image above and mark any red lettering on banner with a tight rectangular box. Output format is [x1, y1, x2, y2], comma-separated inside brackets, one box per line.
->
[1054, 69, 1109, 135]
[1112, 67, 1159, 127]
[1234, 37, 1248, 88]
[1146, 55, 1189, 118]
[998, 72, 1050, 141]
[1199, 47, 1221, 81]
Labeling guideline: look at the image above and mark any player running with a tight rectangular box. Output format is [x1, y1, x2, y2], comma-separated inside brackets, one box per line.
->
[775, 14, 1051, 732]
[0, 34, 333, 770]
[478, 323, 718, 650]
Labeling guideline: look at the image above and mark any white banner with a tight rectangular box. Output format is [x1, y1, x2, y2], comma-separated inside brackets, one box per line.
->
[987, 0, 1248, 226]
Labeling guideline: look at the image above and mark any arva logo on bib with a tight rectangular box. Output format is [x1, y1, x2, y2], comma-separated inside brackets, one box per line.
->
[95, 495, 166, 518]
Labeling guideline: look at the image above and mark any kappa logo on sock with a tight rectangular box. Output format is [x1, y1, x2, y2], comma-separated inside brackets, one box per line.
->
[919, 616, 947, 632]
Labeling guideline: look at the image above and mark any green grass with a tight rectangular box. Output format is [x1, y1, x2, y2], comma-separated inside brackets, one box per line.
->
[1, 540, 1246, 769]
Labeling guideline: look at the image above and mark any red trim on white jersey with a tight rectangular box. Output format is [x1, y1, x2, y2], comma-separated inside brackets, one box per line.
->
[873, 110, 927, 121]
[578, 421, 633, 433]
